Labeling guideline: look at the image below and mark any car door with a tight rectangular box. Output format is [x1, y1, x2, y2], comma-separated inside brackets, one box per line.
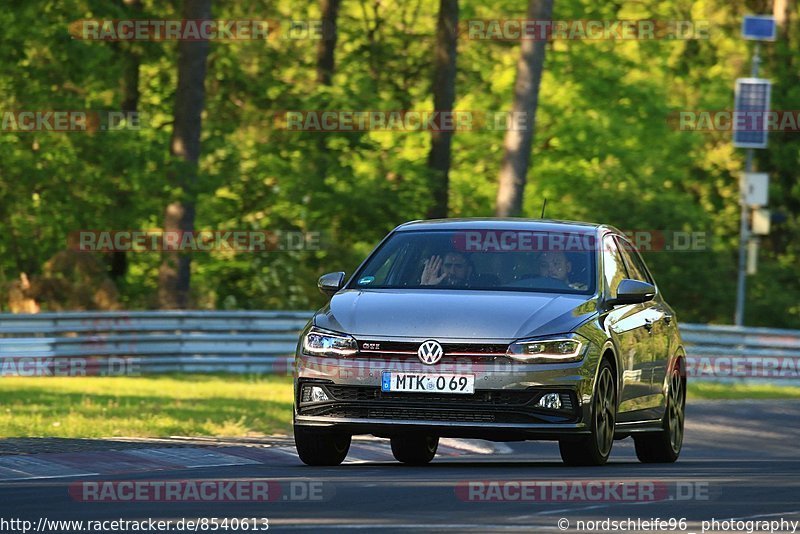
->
[601, 235, 653, 422]
[616, 236, 670, 418]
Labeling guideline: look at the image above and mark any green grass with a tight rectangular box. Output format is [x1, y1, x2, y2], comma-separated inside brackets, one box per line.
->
[0, 374, 294, 438]
[688, 382, 800, 400]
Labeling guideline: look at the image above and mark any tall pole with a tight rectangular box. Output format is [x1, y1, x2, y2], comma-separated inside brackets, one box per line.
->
[735, 151, 752, 326]
[734, 43, 760, 326]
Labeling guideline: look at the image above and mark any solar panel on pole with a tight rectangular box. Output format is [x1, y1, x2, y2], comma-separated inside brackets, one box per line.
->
[733, 78, 771, 149]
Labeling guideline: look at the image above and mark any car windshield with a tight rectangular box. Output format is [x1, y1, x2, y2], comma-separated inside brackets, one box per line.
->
[350, 229, 597, 295]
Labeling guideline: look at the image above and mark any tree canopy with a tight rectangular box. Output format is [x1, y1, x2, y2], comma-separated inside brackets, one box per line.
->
[1, 0, 798, 328]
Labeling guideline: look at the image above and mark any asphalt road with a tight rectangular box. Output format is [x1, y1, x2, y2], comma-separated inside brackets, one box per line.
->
[1, 400, 798, 533]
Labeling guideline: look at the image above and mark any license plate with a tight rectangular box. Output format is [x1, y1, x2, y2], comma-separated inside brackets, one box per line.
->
[381, 371, 475, 394]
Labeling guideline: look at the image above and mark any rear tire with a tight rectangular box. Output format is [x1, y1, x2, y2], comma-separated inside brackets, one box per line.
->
[559, 359, 616, 466]
[294, 426, 351, 466]
[390, 435, 439, 465]
[634, 365, 685, 463]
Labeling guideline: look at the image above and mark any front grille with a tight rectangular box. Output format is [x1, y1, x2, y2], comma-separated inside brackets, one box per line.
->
[443, 343, 508, 354]
[326, 385, 379, 401]
[325, 385, 537, 405]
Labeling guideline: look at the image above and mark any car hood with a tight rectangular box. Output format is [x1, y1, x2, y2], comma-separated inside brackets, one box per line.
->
[314, 289, 598, 340]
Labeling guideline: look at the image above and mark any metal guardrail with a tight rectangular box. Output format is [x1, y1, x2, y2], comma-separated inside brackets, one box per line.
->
[0, 311, 312, 375]
[0, 311, 798, 382]
[679, 323, 800, 383]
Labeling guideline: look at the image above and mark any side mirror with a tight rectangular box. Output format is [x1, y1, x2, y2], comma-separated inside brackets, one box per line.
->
[318, 272, 346, 297]
[607, 279, 655, 307]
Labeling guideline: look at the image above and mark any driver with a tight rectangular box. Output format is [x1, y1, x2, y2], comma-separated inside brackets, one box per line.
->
[420, 252, 472, 286]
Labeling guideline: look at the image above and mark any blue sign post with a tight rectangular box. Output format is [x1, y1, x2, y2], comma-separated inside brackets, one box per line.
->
[742, 15, 777, 41]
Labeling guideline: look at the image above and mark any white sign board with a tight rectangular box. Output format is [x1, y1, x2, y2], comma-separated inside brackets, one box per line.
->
[744, 172, 769, 206]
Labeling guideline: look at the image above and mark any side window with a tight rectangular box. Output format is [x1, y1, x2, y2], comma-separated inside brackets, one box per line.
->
[370, 255, 396, 284]
[616, 237, 653, 284]
[354, 242, 407, 286]
[602, 235, 628, 295]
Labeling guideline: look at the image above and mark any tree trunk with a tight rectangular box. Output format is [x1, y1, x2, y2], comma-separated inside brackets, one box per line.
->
[316, 0, 342, 85]
[773, 0, 789, 31]
[426, 0, 458, 219]
[157, 0, 211, 309]
[495, 0, 554, 217]
[110, 0, 142, 282]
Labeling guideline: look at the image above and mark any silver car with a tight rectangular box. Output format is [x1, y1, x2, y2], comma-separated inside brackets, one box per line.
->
[293, 219, 686, 466]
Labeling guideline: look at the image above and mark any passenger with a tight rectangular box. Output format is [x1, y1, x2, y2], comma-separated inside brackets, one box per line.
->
[536, 251, 587, 290]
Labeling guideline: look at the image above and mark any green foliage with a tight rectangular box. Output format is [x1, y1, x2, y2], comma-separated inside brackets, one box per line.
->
[1, 0, 799, 327]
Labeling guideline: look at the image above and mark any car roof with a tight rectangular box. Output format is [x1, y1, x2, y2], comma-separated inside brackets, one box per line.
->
[394, 218, 614, 235]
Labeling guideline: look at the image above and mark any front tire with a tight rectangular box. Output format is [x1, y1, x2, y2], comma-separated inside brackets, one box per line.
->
[559, 359, 616, 466]
[390, 435, 439, 465]
[294, 426, 351, 466]
[634, 365, 685, 463]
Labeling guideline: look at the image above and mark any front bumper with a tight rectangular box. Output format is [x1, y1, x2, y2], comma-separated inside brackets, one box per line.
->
[294, 343, 601, 440]
[295, 381, 589, 440]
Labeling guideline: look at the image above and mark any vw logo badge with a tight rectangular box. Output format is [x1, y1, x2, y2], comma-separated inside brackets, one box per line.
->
[417, 340, 443, 365]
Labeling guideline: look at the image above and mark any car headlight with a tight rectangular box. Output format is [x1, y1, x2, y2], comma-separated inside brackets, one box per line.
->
[506, 333, 586, 363]
[302, 327, 358, 357]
